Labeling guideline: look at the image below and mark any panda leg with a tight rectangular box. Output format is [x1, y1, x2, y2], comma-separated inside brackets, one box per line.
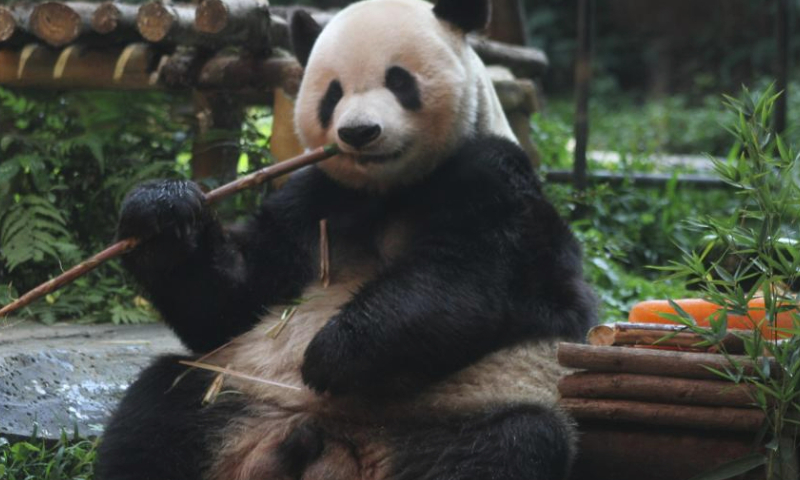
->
[389, 405, 575, 480]
[96, 355, 245, 480]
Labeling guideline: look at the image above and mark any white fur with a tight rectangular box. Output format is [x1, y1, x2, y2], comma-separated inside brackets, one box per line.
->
[294, 0, 516, 192]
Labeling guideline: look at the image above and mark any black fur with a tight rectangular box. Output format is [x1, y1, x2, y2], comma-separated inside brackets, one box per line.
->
[290, 10, 322, 67]
[108, 135, 595, 479]
[385, 67, 422, 111]
[433, 0, 491, 33]
[117, 135, 595, 385]
[95, 355, 246, 480]
[318, 80, 343, 129]
[390, 405, 574, 480]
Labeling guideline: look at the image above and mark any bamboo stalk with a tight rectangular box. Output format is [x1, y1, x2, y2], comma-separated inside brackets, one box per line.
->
[0, 144, 339, 318]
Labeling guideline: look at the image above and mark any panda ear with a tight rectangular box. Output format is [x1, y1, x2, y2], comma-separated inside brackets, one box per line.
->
[433, 0, 490, 33]
[290, 10, 322, 67]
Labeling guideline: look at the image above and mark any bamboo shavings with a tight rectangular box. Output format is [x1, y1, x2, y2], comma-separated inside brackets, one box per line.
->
[266, 306, 297, 339]
[202, 368, 227, 405]
[179, 360, 302, 391]
[319, 218, 330, 288]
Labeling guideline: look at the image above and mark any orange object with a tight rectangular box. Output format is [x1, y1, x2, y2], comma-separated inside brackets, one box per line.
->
[629, 298, 797, 338]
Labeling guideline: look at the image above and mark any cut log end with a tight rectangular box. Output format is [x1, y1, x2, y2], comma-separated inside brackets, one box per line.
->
[0, 7, 15, 42]
[586, 324, 615, 346]
[137, 2, 174, 42]
[30, 2, 82, 47]
[92, 2, 121, 34]
[195, 0, 229, 34]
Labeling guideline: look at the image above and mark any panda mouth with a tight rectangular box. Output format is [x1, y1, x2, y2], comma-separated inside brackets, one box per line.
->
[353, 149, 405, 165]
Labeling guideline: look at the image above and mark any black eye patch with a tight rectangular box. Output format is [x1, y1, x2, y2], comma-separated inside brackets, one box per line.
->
[318, 80, 343, 129]
[385, 66, 422, 111]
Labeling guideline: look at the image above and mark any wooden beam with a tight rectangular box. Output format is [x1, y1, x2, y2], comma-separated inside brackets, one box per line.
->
[571, 425, 765, 480]
[560, 398, 765, 432]
[0, 43, 158, 90]
[557, 342, 772, 380]
[559, 372, 756, 408]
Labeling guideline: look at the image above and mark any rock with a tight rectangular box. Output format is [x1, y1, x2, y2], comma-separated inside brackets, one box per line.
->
[0, 321, 185, 439]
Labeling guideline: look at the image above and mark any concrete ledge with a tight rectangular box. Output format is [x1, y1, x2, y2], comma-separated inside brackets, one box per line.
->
[0, 321, 184, 439]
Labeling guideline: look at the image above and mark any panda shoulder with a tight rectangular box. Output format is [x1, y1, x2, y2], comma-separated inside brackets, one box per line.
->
[439, 135, 541, 200]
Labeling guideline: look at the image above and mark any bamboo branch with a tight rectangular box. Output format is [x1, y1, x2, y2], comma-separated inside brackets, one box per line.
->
[0, 144, 339, 318]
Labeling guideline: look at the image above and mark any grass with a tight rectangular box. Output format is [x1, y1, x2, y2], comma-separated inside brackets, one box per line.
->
[0, 432, 97, 480]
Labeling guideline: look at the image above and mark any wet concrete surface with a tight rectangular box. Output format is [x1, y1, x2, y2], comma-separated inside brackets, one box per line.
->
[0, 321, 185, 439]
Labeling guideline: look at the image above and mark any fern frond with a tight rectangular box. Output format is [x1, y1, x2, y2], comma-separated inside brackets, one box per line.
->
[0, 195, 78, 272]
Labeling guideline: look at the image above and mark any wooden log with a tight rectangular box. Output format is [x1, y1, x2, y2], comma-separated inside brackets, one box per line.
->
[558, 372, 756, 408]
[91, 2, 139, 36]
[560, 398, 766, 432]
[136, 1, 195, 43]
[0, 5, 20, 43]
[570, 425, 765, 480]
[587, 322, 747, 353]
[195, 0, 271, 53]
[29, 1, 96, 47]
[557, 342, 772, 380]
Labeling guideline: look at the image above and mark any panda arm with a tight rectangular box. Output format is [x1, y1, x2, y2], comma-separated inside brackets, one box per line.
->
[302, 137, 594, 394]
[119, 169, 339, 353]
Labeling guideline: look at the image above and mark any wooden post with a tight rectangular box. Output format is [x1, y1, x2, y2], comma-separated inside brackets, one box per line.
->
[191, 91, 244, 183]
[573, 0, 592, 200]
[775, 0, 789, 135]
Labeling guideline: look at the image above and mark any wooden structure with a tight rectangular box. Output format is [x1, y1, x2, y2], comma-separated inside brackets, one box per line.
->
[0, 0, 550, 177]
[558, 325, 797, 480]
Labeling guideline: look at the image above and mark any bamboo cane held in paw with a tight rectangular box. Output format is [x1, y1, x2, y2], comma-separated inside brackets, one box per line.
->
[0, 144, 340, 318]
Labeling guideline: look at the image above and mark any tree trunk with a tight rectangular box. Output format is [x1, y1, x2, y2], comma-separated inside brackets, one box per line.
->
[587, 322, 747, 353]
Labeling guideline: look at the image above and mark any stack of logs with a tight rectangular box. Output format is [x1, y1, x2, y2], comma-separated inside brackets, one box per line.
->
[0, 0, 547, 94]
[559, 323, 776, 480]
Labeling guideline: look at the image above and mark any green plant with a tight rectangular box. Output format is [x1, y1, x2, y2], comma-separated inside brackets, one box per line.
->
[659, 85, 800, 480]
[0, 431, 97, 480]
[0, 87, 191, 324]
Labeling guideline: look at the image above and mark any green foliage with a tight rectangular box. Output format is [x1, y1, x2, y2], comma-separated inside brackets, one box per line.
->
[0, 432, 97, 480]
[658, 85, 800, 479]
[0, 87, 191, 324]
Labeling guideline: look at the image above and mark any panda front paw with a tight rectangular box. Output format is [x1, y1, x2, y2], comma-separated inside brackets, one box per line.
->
[301, 316, 376, 395]
[117, 179, 214, 273]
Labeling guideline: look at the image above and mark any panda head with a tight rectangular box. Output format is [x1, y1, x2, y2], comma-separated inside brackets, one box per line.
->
[291, 0, 514, 192]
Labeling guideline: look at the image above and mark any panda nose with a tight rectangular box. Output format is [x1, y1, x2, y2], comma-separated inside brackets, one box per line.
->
[338, 124, 382, 149]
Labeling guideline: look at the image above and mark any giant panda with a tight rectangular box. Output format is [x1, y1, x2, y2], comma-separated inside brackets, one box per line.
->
[96, 0, 597, 479]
